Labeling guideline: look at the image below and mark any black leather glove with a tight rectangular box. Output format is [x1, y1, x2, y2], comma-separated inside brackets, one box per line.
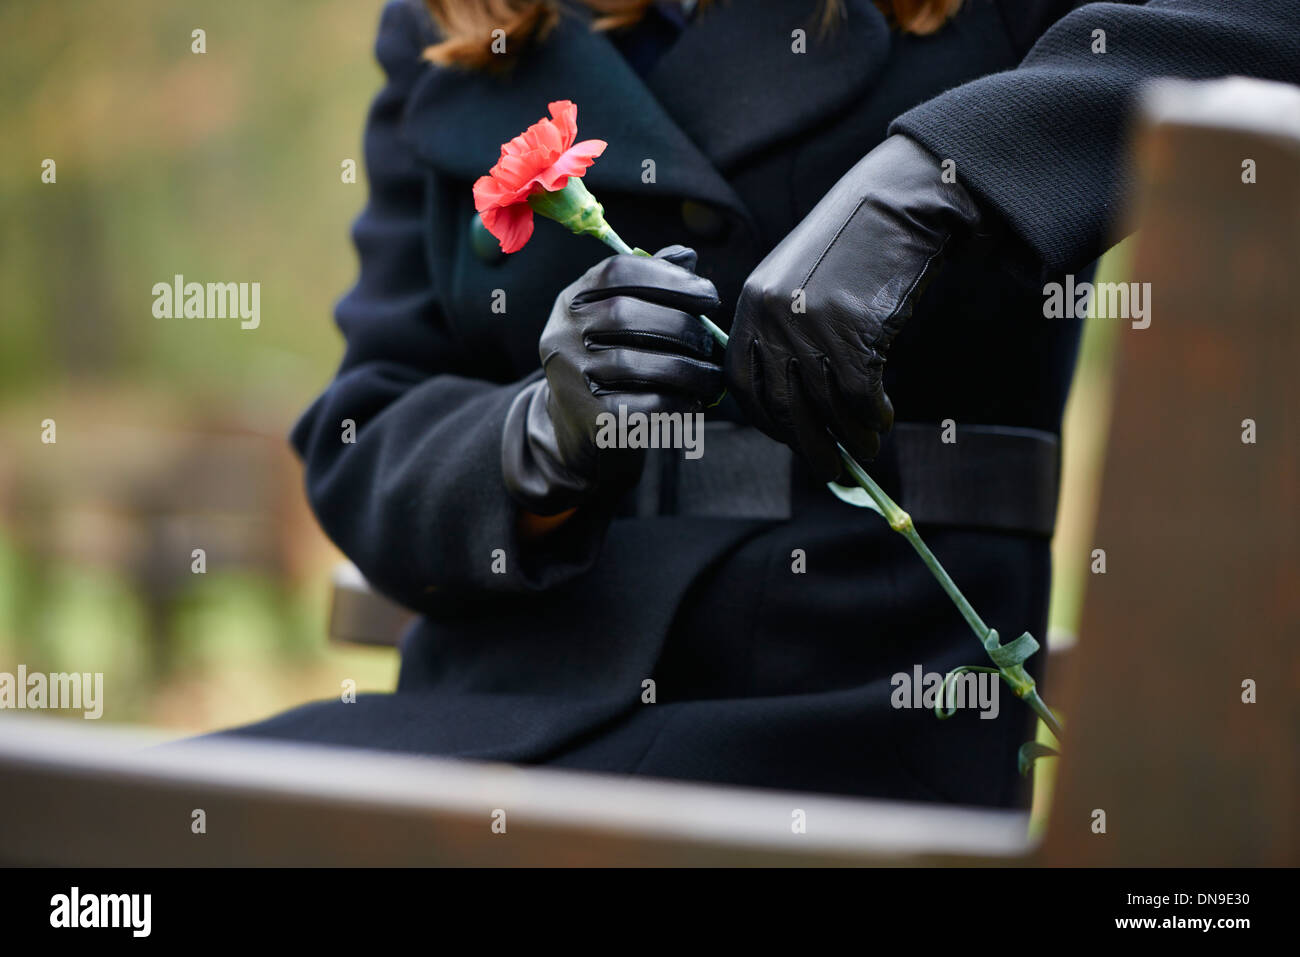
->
[502, 245, 723, 515]
[725, 134, 983, 481]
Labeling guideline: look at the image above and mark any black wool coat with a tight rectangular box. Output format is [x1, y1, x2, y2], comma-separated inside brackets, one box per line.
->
[223, 0, 1300, 805]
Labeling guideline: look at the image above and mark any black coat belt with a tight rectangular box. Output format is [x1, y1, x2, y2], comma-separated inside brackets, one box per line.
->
[625, 421, 1060, 538]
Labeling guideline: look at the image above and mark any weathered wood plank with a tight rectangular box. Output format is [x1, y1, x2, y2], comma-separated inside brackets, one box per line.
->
[1042, 77, 1300, 866]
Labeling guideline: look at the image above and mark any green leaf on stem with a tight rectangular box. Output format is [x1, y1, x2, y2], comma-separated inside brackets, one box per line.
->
[826, 481, 885, 516]
[1017, 741, 1060, 777]
[935, 665, 1000, 720]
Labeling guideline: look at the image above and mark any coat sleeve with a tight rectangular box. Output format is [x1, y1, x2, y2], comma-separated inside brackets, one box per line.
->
[890, 0, 1300, 274]
[290, 0, 612, 614]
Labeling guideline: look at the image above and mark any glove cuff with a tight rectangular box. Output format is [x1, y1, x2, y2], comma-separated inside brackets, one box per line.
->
[501, 378, 599, 516]
[888, 133, 984, 236]
[867, 135, 986, 347]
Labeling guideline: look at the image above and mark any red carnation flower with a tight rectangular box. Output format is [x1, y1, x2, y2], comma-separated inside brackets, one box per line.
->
[472, 100, 608, 254]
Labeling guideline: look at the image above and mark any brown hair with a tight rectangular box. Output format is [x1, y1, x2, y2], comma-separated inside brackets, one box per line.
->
[422, 0, 964, 70]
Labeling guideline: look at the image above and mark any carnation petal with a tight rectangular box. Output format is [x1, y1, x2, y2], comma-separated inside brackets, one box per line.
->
[568, 138, 607, 161]
[547, 100, 579, 149]
[481, 202, 534, 254]
[500, 147, 551, 179]
[532, 118, 564, 156]
[472, 174, 513, 212]
[545, 140, 608, 184]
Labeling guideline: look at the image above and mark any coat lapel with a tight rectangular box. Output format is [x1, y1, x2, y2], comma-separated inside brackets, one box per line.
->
[645, 0, 892, 170]
[401, 3, 748, 218]
[400, 0, 891, 220]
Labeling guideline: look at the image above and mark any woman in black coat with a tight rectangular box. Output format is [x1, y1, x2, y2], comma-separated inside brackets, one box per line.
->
[224, 0, 1300, 806]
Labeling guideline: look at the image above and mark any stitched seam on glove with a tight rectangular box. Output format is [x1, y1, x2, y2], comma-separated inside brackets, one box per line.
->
[796, 193, 873, 293]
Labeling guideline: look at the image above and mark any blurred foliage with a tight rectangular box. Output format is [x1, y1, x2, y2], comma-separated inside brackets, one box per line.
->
[0, 0, 389, 397]
[0, 1, 398, 735]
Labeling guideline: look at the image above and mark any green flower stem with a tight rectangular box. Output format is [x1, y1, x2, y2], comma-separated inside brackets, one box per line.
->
[839, 441, 1063, 739]
[846, 448, 1064, 741]
[593, 218, 1064, 744]
[598, 230, 731, 346]
[1026, 690, 1064, 742]
[595, 228, 633, 256]
[837, 445, 986, 632]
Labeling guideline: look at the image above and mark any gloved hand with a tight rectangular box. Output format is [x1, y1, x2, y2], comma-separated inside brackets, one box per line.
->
[724, 134, 983, 481]
[503, 245, 723, 515]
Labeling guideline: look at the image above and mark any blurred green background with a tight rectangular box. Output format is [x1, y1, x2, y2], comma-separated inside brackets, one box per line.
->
[0, 0, 1115, 739]
[0, 0, 398, 734]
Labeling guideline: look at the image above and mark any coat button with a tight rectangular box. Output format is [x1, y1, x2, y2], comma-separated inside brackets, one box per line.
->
[470, 213, 506, 265]
[680, 200, 729, 242]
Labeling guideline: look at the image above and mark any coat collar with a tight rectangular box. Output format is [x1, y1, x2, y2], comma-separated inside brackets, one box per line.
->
[642, 0, 891, 170]
[401, 0, 891, 221]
